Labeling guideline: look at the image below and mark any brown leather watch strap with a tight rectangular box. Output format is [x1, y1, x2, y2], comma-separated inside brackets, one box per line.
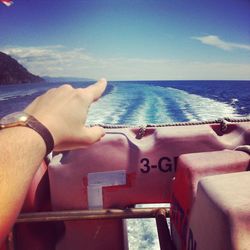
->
[26, 116, 54, 155]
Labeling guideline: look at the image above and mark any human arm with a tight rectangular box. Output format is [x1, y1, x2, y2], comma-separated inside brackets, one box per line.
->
[0, 79, 107, 244]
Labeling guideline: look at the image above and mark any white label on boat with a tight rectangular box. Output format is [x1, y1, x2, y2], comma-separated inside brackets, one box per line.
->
[87, 170, 126, 209]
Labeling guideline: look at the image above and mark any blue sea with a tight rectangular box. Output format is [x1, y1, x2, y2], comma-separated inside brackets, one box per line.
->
[0, 80, 249, 249]
[0, 80, 249, 124]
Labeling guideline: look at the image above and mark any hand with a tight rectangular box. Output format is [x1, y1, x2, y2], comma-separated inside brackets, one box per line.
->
[24, 79, 107, 151]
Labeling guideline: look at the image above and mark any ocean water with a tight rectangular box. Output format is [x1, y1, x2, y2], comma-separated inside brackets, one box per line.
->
[0, 80, 249, 249]
[0, 80, 249, 122]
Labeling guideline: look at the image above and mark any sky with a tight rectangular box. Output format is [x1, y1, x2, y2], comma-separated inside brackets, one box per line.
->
[0, 0, 250, 80]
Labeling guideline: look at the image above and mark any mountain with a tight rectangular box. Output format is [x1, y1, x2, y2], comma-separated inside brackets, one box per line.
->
[0, 52, 45, 85]
[43, 76, 94, 83]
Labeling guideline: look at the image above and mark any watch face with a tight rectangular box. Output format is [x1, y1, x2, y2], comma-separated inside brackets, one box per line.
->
[0, 112, 29, 127]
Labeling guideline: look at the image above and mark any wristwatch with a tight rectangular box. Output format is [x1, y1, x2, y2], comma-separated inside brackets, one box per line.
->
[0, 111, 54, 155]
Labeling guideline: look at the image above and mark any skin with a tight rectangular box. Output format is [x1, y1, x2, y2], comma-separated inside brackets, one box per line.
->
[0, 79, 107, 244]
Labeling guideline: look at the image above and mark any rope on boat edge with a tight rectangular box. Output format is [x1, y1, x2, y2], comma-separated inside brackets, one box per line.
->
[89, 117, 250, 129]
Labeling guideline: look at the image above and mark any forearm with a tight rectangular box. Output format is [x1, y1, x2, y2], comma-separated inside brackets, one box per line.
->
[0, 127, 46, 243]
[0, 79, 107, 244]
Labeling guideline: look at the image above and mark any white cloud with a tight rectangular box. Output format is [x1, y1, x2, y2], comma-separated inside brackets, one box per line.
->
[2, 45, 100, 78]
[193, 35, 250, 51]
[1, 45, 250, 80]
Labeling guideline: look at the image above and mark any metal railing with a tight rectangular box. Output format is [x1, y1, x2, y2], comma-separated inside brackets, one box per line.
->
[7, 207, 175, 250]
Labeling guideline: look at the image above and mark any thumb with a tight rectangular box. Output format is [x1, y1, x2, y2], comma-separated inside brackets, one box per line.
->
[82, 126, 105, 145]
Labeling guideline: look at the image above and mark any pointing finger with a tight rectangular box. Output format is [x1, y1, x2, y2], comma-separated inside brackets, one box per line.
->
[84, 78, 107, 103]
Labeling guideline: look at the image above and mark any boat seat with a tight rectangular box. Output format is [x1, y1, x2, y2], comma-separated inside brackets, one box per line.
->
[170, 150, 249, 250]
[187, 171, 250, 250]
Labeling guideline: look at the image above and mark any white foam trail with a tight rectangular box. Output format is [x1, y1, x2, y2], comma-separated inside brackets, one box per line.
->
[86, 85, 131, 124]
[87, 83, 241, 125]
[130, 85, 174, 124]
[166, 87, 240, 121]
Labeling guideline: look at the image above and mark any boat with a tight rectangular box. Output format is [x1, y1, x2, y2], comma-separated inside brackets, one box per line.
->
[1, 118, 250, 250]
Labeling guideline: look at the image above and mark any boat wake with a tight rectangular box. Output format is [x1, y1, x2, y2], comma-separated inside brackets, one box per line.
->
[87, 83, 240, 125]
